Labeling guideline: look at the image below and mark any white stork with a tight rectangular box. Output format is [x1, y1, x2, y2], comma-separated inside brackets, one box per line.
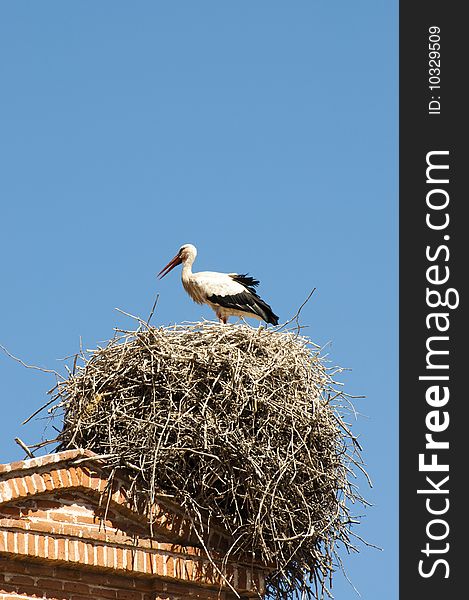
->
[158, 243, 279, 325]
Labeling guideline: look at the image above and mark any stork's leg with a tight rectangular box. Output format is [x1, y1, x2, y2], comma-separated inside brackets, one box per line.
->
[215, 308, 228, 324]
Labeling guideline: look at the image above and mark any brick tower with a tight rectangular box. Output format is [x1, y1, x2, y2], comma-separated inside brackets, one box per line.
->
[0, 450, 267, 600]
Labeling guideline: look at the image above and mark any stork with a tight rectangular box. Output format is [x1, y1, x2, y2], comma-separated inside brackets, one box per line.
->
[158, 243, 279, 325]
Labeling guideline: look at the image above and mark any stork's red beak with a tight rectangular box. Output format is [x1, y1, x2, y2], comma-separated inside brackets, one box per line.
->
[158, 253, 182, 279]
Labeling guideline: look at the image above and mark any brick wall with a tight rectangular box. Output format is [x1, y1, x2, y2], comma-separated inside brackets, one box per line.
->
[0, 557, 231, 600]
[0, 450, 267, 600]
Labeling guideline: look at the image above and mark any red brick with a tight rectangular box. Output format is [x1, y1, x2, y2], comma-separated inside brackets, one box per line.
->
[165, 556, 176, 579]
[79, 573, 114, 587]
[50, 511, 75, 523]
[77, 469, 90, 490]
[15, 532, 26, 555]
[35, 499, 61, 510]
[26, 508, 50, 520]
[36, 535, 46, 559]
[182, 559, 193, 581]
[51, 470, 63, 489]
[9, 575, 34, 585]
[0, 507, 21, 518]
[60, 468, 74, 488]
[0, 562, 51, 577]
[156, 554, 167, 576]
[5, 533, 16, 554]
[75, 515, 97, 525]
[67, 468, 81, 488]
[0, 518, 27, 531]
[9, 585, 41, 598]
[31, 474, 47, 494]
[42, 592, 71, 600]
[27, 520, 54, 533]
[41, 472, 55, 492]
[67, 540, 78, 563]
[36, 579, 64, 591]
[63, 582, 90, 594]
[59, 570, 82, 582]
[160, 581, 194, 595]
[23, 476, 36, 495]
[12, 477, 29, 498]
[77, 542, 88, 565]
[51, 492, 76, 503]
[116, 590, 142, 600]
[5, 459, 27, 472]
[89, 587, 117, 599]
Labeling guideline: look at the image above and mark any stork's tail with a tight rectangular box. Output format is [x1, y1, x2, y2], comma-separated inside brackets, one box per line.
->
[252, 297, 279, 325]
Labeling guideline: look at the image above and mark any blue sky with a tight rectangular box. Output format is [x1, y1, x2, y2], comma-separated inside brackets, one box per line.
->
[0, 2, 397, 598]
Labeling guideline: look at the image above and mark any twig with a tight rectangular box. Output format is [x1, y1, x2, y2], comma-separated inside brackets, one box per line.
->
[277, 288, 316, 333]
[114, 307, 144, 323]
[70, 453, 118, 465]
[27, 438, 59, 449]
[0, 344, 64, 380]
[14, 437, 34, 458]
[22, 397, 58, 425]
[146, 293, 160, 326]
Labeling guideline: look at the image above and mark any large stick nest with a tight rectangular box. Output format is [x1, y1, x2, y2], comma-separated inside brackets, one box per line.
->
[50, 321, 367, 599]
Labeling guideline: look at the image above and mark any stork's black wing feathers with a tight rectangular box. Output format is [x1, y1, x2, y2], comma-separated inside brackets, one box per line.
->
[208, 288, 279, 326]
[230, 273, 260, 293]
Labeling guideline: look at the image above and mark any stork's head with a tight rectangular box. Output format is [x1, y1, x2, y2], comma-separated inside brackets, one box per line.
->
[178, 243, 197, 262]
[158, 243, 197, 278]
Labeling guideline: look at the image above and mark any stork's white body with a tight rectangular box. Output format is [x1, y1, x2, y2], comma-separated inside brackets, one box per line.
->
[158, 244, 279, 325]
[182, 269, 261, 322]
